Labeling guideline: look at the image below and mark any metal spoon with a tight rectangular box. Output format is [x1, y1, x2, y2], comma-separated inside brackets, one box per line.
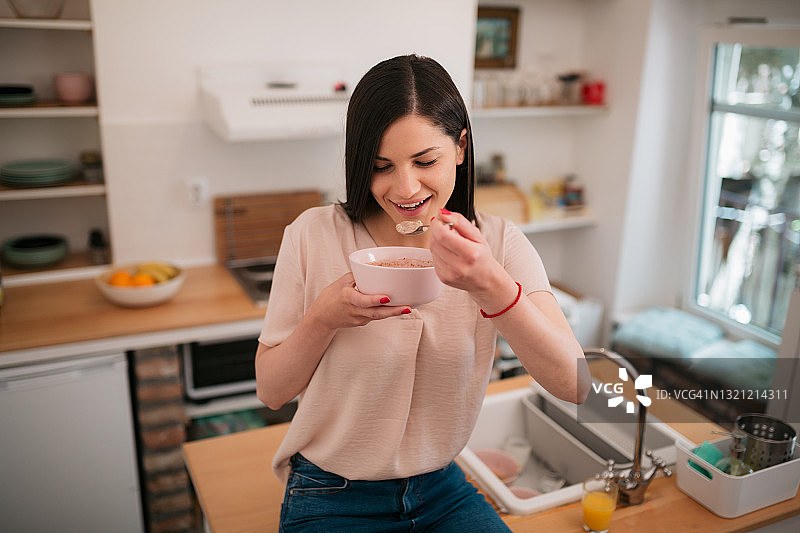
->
[395, 220, 454, 236]
[396, 220, 429, 235]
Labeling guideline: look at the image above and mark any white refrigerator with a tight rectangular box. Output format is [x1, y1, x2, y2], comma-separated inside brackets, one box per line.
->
[0, 352, 143, 532]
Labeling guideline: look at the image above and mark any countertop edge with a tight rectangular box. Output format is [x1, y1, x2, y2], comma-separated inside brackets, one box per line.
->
[0, 317, 264, 369]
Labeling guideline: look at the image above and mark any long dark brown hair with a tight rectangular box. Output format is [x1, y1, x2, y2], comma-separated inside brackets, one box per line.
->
[340, 54, 476, 224]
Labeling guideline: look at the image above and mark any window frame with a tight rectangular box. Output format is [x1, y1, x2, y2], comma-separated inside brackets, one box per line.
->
[684, 25, 800, 349]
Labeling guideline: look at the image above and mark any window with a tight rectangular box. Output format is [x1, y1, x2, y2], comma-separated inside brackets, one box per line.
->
[694, 40, 800, 340]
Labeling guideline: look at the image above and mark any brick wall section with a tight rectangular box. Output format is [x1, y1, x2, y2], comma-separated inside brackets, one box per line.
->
[132, 346, 198, 533]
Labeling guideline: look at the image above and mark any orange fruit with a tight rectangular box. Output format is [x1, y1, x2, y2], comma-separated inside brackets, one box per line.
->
[132, 272, 156, 286]
[108, 270, 133, 286]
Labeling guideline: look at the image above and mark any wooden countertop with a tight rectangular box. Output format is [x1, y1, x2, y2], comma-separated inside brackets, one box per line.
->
[183, 375, 800, 532]
[0, 264, 264, 357]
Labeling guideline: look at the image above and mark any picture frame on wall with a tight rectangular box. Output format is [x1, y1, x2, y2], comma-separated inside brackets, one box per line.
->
[475, 7, 519, 69]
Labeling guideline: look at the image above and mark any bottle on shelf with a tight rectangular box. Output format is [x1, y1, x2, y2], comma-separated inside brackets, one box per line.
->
[87, 228, 109, 265]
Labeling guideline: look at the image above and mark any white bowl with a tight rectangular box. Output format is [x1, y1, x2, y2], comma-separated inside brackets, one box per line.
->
[349, 246, 444, 307]
[95, 264, 185, 308]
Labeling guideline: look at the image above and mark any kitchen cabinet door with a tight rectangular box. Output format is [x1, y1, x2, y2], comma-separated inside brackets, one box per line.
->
[0, 353, 143, 533]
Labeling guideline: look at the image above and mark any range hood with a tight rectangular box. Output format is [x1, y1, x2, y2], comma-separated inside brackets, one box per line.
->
[199, 63, 349, 142]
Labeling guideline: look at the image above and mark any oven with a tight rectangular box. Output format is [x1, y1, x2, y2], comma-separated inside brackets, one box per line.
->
[181, 334, 297, 442]
[182, 335, 259, 401]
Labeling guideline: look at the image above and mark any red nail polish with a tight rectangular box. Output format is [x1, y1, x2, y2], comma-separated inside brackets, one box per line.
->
[401, 308, 411, 314]
[380, 297, 390, 304]
[430, 216, 436, 222]
[440, 208, 452, 215]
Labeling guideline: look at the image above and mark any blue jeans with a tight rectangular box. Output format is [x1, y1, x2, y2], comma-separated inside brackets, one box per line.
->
[279, 454, 511, 532]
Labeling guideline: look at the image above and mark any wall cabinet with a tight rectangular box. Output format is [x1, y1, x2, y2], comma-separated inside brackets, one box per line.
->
[0, 16, 110, 283]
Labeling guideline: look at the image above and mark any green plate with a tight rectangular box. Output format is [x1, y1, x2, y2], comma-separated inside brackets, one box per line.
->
[0, 93, 36, 106]
[0, 173, 75, 187]
[1, 159, 75, 177]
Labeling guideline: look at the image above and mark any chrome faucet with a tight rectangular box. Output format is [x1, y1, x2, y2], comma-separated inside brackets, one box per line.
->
[583, 348, 672, 505]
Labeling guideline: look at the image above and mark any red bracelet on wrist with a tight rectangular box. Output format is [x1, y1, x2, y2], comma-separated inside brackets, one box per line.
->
[480, 282, 522, 319]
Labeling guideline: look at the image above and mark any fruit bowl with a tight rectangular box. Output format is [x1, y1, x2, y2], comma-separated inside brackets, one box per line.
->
[96, 261, 185, 308]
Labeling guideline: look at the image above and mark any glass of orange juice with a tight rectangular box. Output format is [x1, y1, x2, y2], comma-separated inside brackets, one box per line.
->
[582, 477, 618, 533]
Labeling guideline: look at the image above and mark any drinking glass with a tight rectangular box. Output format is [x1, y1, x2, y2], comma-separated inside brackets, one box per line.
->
[582, 477, 618, 533]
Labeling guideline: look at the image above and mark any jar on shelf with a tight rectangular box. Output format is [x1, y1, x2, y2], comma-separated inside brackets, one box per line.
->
[80, 150, 103, 183]
[557, 72, 584, 105]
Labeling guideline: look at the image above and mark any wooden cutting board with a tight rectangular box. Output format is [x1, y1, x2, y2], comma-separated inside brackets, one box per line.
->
[475, 183, 529, 224]
[214, 190, 323, 263]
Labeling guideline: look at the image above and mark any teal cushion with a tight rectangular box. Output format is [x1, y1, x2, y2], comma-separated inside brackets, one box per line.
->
[687, 339, 777, 392]
[611, 307, 723, 360]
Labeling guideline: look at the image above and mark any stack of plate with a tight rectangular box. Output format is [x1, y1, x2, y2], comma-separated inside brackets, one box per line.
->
[1, 159, 76, 188]
[0, 85, 36, 107]
[2, 235, 68, 268]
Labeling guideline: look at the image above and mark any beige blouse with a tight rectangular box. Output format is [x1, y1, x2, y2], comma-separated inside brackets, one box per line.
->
[259, 204, 550, 484]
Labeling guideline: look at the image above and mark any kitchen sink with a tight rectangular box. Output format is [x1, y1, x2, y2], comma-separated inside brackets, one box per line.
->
[455, 381, 695, 516]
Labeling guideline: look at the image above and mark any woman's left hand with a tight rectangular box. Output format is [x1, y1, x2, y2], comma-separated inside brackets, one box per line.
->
[428, 209, 508, 298]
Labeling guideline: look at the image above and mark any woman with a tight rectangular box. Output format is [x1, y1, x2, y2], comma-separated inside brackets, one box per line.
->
[256, 54, 589, 532]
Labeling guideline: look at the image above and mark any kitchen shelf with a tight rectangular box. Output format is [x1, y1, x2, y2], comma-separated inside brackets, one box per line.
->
[0, 179, 105, 201]
[0, 101, 99, 118]
[1, 13, 110, 287]
[471, 104, 608, 119]
[2, 251, 108, 286]
[517, 206, 597, 234]
[0, 18, 92, 31]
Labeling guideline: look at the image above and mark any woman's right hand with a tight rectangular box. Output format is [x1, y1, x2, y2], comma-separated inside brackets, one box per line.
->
[256, 272, 408, 409]
[256, 272, 411, 409]
[309, 272, 410, 331]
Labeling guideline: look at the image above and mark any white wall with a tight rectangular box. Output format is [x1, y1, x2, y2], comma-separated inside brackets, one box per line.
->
[559, 0, 655, 336]
[89, 0, 477, 264]
[613, 0, 702, 313]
